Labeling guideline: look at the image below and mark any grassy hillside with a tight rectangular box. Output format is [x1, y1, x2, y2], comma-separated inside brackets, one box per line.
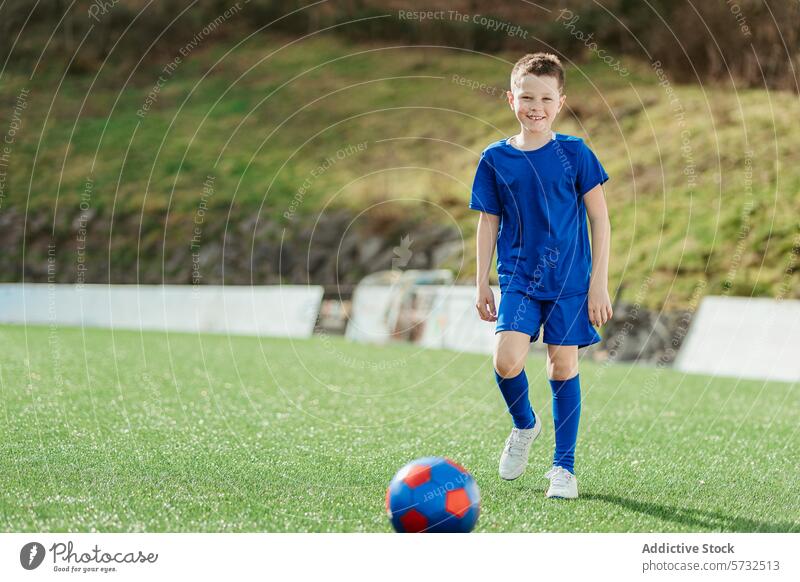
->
[1, 32, 798, 308]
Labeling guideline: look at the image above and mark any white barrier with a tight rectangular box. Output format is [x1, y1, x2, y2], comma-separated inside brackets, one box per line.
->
[417, 286, 500, 354]
[346, 283, 502, 354]
[345, 270, 454, 345]
[0, 284, 324, 338]
[344, 286, 397, 345]
[675, 296, 800, 382]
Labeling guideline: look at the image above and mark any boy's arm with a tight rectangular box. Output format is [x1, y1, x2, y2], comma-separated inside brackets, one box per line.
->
[584, 184, 613, 326]
[475, 211, 499, 321]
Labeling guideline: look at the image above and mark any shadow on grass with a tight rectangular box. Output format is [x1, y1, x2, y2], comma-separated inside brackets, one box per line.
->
[582, 493, 799, 533]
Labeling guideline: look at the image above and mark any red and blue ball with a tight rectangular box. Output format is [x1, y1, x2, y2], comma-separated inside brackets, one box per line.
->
[385, 456, 480, 533]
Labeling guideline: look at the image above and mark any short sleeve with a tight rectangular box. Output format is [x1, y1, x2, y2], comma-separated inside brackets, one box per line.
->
[469, 149, 502, 215]
[575, 141, 609, 196]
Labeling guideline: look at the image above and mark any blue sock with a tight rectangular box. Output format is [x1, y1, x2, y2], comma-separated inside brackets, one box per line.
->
[494, 369, 536, 429]
[550, 374, 581, 475]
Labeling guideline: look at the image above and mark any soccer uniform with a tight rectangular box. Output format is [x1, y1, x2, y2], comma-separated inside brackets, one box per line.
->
[469, 132, 609, 348]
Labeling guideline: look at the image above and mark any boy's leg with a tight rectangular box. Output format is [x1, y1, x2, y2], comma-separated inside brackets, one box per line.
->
[546, 344, 580, 475]
[493, 291, 545, 480]
[493, 290, 545, 428]
[540, 292, 600, 478]
[494, 330, 536, 428]
[494, 329, 542, 480]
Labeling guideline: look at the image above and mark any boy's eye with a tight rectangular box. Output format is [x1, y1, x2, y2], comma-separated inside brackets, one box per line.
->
[543, 98, 552, 101]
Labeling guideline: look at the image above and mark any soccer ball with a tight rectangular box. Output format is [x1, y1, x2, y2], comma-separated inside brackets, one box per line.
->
[385, 456, 480, 533]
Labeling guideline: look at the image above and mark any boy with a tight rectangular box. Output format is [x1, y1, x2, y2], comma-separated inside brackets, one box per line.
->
[469, 53, 613, 499]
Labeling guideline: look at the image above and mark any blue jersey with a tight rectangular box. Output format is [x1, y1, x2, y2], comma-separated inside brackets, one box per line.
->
[469, 133, 609, 299]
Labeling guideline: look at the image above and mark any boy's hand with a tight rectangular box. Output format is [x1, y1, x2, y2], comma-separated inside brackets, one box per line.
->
[475, 285, 497, 322]
[588, 282, 613, 327]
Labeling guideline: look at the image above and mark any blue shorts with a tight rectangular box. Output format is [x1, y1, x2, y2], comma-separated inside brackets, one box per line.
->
[495, 290, 601, 348]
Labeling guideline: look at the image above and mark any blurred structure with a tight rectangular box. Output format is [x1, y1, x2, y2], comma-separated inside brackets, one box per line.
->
[345, 269, 453, 344]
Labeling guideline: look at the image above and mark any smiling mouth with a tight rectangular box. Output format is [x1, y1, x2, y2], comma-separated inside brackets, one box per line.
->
[527, 115, 546, 121]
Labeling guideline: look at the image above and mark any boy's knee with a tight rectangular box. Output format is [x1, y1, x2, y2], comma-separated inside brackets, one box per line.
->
[494, 355, 524, 379]
[547, 345, 578, 380]
[547, 358, 577, 381]
[547, 364, 578, 380]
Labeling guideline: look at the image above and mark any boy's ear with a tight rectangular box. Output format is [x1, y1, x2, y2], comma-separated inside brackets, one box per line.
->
[507, 89, 515, 108]
[558, 93, 566, 113]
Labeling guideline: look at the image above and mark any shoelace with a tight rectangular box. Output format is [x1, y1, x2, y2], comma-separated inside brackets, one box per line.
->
[545, 467, 572, 488]
[505, 429, 533, 457]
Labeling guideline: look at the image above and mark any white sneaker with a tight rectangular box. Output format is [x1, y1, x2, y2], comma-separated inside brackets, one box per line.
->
[544, 466, 578, 499]
[498, 412, 541, 480]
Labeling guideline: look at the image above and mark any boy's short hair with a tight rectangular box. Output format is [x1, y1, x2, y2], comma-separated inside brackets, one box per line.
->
[510, 53, 564, 93]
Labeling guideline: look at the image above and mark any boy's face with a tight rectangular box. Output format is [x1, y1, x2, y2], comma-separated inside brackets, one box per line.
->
[507, 74, 565, 134]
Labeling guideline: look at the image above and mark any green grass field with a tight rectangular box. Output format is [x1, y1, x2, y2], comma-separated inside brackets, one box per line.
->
[1, 324, 798, 532]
